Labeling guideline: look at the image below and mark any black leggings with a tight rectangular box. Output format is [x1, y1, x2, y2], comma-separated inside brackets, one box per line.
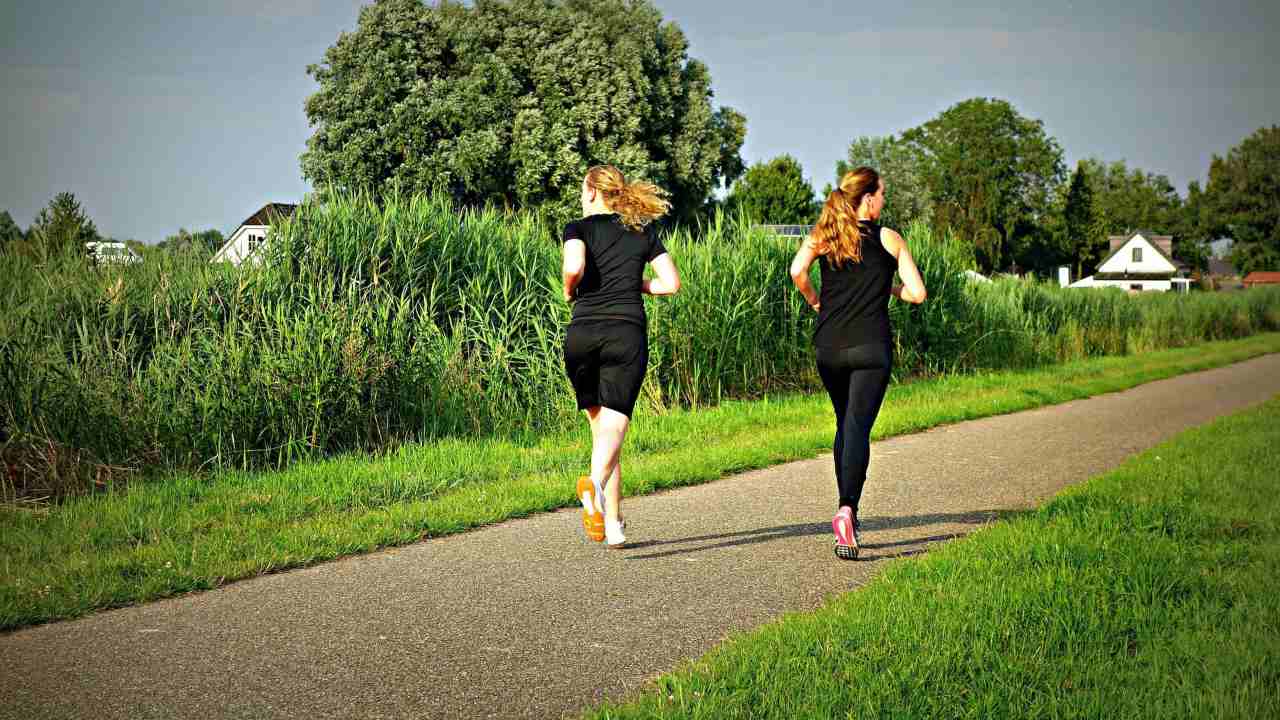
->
[816, 342, 892, 515]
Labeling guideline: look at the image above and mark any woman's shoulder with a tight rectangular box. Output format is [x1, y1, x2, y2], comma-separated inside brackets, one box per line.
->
[563, 218, 589, 243]
[876, 224, 904, 258]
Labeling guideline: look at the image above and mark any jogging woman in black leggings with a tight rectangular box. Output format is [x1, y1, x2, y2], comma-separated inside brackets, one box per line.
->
[563, 165, 681, 548]
[789, 166, 926, 559]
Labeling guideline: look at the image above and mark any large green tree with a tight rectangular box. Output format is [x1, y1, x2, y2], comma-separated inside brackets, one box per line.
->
[902, 98, 1065, 273]
[28, 192, 99, 259]
[724, 155, 817, 225]
[1042, 161, 1125, 279]
[830, 135, 931, 230]
[301, 0, 746, 225]
[1079, 159, 1182, 237]
[1004, 163, 1100, 280]
[1203, 125, 1280, 275]
[1170, 180, 1210, 273]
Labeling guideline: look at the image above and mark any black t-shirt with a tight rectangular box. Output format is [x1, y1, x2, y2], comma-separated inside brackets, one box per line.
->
[563, 213, 667, 325]
[814, 221, 897, 348]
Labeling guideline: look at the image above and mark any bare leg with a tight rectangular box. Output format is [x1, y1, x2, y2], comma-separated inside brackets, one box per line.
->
[604, 460, 622, 522]
[585, 406, 630, 523]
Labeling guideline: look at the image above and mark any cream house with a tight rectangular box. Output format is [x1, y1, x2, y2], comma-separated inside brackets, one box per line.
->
[1068, 231, 1192, 293]
[211, 203, 297, 266]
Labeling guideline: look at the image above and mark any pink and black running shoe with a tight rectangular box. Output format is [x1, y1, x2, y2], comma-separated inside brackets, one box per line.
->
[833, 506, 858, 560]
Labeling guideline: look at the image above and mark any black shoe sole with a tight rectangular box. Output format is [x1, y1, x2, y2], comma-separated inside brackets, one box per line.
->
[834, 543, 858, 560]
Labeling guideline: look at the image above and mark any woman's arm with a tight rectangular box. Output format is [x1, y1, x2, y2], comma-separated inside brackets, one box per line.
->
[881, 228, 927, 304]
[643, 252, 681, 296]
[789, 236, 821, 311]
[562, 239, 586, 302]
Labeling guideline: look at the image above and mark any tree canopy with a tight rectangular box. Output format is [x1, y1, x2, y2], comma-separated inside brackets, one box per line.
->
[1204, 125, 1280, 274]
[28, 192, 99, 260]
[1079, 159, 1182, 237]
[902, 98, 1065, 273]
[724, 155, 817, 225]
[831, 135, 931, 230]
[301, 0, 746, 225]
[1059, 161, 1099, 279]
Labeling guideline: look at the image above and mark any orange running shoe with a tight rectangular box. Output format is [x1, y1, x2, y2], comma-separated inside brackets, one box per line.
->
[576, 475, 605, 542]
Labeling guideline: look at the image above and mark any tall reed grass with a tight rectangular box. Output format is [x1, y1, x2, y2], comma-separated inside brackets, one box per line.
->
[2, 191, 1278, 500]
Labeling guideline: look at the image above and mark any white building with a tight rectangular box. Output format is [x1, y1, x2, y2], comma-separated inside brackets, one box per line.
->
[85, 240, 141, 266]
[211, 203, 297, 266]
[1067, 231, 1192, 293]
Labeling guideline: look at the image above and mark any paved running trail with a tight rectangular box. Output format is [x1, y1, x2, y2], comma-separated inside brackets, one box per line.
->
[4, 354, 1280, 720]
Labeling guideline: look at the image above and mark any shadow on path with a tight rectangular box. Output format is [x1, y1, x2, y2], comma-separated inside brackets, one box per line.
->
[624, 509, 1021, 561]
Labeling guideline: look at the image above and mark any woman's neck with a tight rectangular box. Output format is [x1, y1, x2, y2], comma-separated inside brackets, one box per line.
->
[583, 199, 612, 217]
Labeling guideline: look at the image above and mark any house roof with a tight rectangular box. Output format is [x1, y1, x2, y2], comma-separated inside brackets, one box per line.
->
[212, 202, 298, 263]
[240, 203, 297, 227]
[1097, 231, 1176, 270]
[1242, 271, 1280, 285]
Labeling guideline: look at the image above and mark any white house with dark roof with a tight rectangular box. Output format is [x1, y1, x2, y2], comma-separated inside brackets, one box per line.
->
[1068, 231, 1191, 293]
[211, 202, 297, 266]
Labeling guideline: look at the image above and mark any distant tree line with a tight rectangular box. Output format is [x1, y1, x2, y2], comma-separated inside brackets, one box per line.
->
[721, 103, 1276, 278]
[1, 192, 223, 262]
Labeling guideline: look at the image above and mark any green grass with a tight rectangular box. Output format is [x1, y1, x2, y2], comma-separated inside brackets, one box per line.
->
[2, 333, 1279, 631]
[585, 398, 1280, 720]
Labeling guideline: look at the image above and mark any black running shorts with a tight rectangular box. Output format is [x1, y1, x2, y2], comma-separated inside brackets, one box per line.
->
[563, 320, 648, 417]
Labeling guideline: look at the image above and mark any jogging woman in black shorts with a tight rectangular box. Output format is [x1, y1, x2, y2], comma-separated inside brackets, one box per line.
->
[563, 165, 681, 548]
[789, 166, 927, 559]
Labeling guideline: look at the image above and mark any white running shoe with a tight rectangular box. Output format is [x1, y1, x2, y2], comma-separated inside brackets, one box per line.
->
[604, 518, 627, 548]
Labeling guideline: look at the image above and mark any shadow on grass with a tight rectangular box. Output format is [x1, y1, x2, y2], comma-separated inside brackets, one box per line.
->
[623, 509, 1026, 560]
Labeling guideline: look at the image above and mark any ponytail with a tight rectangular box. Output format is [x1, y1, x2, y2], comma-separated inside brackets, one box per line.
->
[812, 167, 880, 267]
[585, 165, 671, 230]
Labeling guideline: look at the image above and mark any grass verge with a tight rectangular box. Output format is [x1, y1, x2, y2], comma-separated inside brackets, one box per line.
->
[585, 395, 1280, 719]
[2, 333, 1279, 631]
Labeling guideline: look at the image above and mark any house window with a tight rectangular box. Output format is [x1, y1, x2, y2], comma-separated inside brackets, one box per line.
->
[1130, 284, 1144, 291]
[248, 234, 263, 253]
[1132, 247, 1142, 262]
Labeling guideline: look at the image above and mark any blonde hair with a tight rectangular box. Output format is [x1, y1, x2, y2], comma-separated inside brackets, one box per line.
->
[811, 166, 880, 267]
[586, 165, 671, 230]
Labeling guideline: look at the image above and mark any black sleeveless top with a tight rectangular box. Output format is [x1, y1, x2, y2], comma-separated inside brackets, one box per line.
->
[814, 221, 896, 348]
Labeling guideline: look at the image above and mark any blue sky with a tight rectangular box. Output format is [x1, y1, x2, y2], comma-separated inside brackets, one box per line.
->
[1, 1, 1276, 243]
